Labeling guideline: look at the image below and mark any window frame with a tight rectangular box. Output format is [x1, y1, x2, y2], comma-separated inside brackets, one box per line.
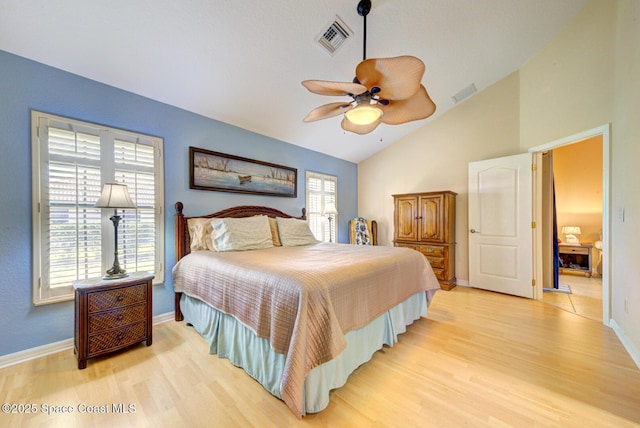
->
[305, 170, 338, 243]
[31, 111, 164, 305]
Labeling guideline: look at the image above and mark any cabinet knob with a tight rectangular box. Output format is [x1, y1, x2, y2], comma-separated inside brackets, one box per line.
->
[470, 229, 479, 233]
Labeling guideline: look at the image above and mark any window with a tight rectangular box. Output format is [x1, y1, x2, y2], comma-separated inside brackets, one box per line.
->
[306, 171, 337, 242]
[31, 111, 164, 305]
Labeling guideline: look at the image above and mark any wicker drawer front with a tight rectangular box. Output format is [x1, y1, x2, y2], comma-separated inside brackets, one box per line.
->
[88, 321, 147, 355]
[426, 257, 444, 269]
[88, 303, 147, 333]
[88, 284, 146, 312]
[417, 245, 444, 257]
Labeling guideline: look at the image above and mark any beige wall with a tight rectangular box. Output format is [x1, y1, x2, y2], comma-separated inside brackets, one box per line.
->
[359, 0, 640, 357]
[612, 0, 640, 357]
[554, 136, 603, 246]
[357, 72, 521, 282]
[519, 1, 615, 150]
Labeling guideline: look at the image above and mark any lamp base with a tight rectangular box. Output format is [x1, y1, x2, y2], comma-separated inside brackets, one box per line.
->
[104, 246, 127, 280]
[103, 257, 128, 280]
[102, 272, 129, 280]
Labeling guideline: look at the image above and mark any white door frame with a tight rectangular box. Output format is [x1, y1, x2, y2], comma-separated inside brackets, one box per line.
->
[529, 124, 611, 326]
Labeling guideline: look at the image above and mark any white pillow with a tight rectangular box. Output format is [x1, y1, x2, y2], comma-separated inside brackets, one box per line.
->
[211, 216, 274, 252]
[276, 217, 319, 246]
[187, 217, 216, 251]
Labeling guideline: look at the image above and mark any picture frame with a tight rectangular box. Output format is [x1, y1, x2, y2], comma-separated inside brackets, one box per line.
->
[189, 147, 297, 197]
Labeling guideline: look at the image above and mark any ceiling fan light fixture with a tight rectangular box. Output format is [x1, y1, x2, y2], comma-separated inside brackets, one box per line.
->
[302, 0, 435, 134]
[345, 103, 383, 125]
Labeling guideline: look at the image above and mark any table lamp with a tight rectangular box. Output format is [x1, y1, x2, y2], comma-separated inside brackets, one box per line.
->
[322, 202, 338, 243]
[95, 183, 137, 279]
[561, 226, 581, 245]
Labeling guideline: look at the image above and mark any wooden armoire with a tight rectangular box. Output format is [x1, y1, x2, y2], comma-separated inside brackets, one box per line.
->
[393, 191, 457, 290]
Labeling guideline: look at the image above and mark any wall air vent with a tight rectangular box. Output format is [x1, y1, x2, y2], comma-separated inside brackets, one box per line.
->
[315, 16, 353, 56]
[451, 83, 477, 104]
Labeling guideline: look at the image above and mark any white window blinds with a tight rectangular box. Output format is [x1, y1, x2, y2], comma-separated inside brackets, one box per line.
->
[32, 112, 164, 305]
[305, 171, 337, 242]
[114, 140, 157, 276]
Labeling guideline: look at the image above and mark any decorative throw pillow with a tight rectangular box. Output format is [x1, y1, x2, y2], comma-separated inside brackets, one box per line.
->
[211, 216, 274, 251]
[268, 217, 282, 246]
[276, 217, 319, 246]
[187, 217, 216, 251]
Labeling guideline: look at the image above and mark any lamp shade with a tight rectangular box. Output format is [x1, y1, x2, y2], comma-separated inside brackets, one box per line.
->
[561, 226, 581, 235]
[345, 103, 383, 125]
[322, 202, 338, 215]
[95, 183, 137, 209]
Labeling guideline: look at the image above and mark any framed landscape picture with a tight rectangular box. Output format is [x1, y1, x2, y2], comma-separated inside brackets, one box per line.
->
[189, 147, 297, 197]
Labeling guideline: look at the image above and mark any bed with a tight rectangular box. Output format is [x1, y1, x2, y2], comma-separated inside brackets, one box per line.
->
[172, 202, 440, 417]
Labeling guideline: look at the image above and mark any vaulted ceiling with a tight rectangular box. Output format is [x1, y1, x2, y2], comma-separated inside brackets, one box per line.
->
[0, 0, 589, 163]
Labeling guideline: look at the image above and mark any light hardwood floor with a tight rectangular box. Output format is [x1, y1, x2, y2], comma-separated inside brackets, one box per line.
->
[1, 286, 639, 428]
[543, 274, 603, 322]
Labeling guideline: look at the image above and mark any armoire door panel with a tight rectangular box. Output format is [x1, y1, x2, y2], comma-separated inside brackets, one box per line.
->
[396, 197, 418, 241]
[420, 195, 444, 242]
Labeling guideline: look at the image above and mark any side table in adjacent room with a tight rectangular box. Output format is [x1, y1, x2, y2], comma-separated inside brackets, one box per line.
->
[558, 243, 593, 277]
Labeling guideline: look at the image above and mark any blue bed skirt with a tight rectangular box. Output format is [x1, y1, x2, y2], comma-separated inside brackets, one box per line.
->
[180, 291, 427, 414]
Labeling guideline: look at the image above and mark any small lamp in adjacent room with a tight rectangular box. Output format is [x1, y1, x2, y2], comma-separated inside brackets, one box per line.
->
[561, 226, 581, 245]
[322, 202, 338, 243]
[95, 183, 137, 279]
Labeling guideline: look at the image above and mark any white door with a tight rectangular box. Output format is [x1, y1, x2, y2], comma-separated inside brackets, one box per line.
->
[468, 153, 534, 298]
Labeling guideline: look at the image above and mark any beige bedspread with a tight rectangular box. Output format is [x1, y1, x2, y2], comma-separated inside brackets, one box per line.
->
[172, 242, 439, 417]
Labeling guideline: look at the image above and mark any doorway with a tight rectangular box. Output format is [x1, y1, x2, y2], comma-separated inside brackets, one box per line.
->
[541, 138, 603, 321]
[530, 124, 611, 325]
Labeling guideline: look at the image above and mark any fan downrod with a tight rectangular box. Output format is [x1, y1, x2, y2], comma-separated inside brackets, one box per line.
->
[357, 0, 371, 17]
[357, 0, 372, 61]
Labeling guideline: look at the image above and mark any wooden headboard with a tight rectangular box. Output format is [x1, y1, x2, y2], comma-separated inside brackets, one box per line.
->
[174, 202, 306, 262]
[173, 202, 306, 320]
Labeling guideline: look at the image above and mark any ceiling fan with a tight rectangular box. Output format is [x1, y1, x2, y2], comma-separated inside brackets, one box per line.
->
[302, 0, 436, 135]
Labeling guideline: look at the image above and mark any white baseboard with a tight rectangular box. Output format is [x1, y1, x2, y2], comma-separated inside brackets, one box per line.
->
[609, 319, 640, 370]
[0, 338, 75, 369]
[0, 311, 175, 369]
[152, 311, 175, 325]
[455, 279, 470, 287]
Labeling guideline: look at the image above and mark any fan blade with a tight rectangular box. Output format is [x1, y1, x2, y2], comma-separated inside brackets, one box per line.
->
[303, 102, 352, 122]
[341, 116, 381, 135]
[355, 56, 425, 100]
[379, 85, 436, 125]
[302, 80, 368, 97]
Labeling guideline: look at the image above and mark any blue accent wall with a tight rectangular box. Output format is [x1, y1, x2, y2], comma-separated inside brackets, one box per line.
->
[0, 50, 357, 357]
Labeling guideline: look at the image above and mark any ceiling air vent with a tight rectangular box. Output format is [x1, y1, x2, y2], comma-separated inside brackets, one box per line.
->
[451, 83, 477, 104]
[315, 16, 353, 56]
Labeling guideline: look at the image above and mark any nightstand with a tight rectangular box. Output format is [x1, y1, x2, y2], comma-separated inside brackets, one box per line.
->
[558, 244, 592, 277]
[74, 272, 154, 369]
